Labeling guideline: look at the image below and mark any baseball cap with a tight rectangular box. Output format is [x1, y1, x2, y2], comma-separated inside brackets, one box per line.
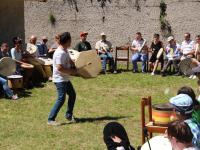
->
[80, 32, 88, 37]
[169, 94, 193, 115]
[101, 32, 106, 36]
[167, 36, 174, 42]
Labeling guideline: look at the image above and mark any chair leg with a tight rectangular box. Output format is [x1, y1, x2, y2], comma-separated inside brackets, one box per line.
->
[142, 127, 145, 144]
[150, 132, 153, 138]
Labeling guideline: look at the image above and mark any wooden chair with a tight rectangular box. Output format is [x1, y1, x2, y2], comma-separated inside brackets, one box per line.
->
[115, 46, 130, 70]
[141, 96, 167, 144]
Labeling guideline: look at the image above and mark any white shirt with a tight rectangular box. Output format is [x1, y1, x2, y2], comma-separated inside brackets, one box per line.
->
[183, 147, 200, 150]
[181, 40, 195, 55]
[52, 47, 71, 82]
[95, 40, 113, 52]
[132, 39, 146, 53]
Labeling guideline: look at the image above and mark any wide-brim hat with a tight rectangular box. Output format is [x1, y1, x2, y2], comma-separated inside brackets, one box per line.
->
[0, 57, 16, 76]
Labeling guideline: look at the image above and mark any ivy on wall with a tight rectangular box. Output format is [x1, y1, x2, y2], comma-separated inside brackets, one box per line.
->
[159, 0, 172, 37]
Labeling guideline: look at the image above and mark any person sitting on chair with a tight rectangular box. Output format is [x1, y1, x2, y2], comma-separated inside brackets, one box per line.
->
[161, 36, 182, 76]
[74, 32, 92, 52]
[194, 35, 200, 62]
[103, 122, 135, 150]
[37, 36, 49, 57]
[149, 33, 164, 75]
[167, 120, 200, 150]
[131, 32, 148, 73]
[181, 33, 195, 60]
[95, 32, 116, 74]
[0, 43, 10, 58]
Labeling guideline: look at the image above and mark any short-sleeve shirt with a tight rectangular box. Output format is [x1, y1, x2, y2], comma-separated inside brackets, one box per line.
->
[165, 43, 181, 59]
[11, 48, 22, 61]
[181, 40, 195, 55]
[95, 40, 113, 52]
[150, 41, 163, 55]
[74, 41, 92, 52]
[132, 39, 146, 53]
[53, 47, 71, 83]
[37, 42, 48, 56]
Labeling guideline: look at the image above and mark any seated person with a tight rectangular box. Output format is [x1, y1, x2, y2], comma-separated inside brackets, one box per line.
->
[103, 122, 135, 150]
[131, 32, 148, 73]
[181, 33, 195, 60]
[167, 120, 199, 150]
[48, 36, 59, 59]
[161, 36, 182, 76]
[37, 36, 49, 57]
[0, 43, 10, 58]
[0, 76, 18, 100]
[149, 33, 164, 75]
[74, 32, 92, 52]
[26, 35, 47, 83]
[11, 37, 33, 88]
[95, 32, 116, 74]
[194, 35, 200, 61]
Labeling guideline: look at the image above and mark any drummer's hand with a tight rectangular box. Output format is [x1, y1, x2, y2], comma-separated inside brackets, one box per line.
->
[111, 136, 122, 143]
[163, 129, 168, 138]
[70, 68, 78, 75]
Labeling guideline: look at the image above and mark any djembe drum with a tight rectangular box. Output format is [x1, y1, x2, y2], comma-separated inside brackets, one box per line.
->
[37, 57, 53, 78]
[152, 103, 177, 126]
[179, 58, 198, 76]
[7, 75, 23, 89]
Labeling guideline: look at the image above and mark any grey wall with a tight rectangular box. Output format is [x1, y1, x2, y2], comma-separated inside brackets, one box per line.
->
[0, 0, 25, 47]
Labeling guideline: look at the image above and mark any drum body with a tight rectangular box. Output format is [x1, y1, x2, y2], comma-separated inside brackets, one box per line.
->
[152, 103, 176, 126]
[7, 75, 23, 89]
[43, 65, 52, 78]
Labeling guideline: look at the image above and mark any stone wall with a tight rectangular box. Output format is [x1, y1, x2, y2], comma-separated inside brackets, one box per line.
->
[0, 0, 24, 47]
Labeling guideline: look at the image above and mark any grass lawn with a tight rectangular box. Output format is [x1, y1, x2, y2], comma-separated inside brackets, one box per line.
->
[0, 71, 197, 150]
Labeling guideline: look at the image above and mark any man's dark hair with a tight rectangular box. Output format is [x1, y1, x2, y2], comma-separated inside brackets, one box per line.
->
[57, 32, 71, 45]
[177, 86, 199, 106]
[185, 32, 191, 37]
[153, 33, 160, 38]
[136, 32, 142, 36]
[167, 120, 193, 144]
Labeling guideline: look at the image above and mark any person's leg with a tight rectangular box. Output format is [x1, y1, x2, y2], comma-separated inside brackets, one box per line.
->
[0, 77, 14, 98]
[152, 60, 159, 74]
[100, 54, 107, 73]
[131, 53, 139, 72]
[141, 54, 148, 72]
[172, 58, 180, 73]
[107, 52, 115, 72]
[48, 82, 67, 121]
[162, 59, 172, 74]
[65, 81, 76, 119]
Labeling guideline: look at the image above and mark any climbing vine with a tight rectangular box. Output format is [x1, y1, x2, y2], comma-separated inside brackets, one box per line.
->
[159, 0, 172, 37]
[49, 13, 56, 26]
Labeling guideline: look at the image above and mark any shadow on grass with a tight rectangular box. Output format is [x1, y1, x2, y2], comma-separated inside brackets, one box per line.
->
[59, 116, 131, 126]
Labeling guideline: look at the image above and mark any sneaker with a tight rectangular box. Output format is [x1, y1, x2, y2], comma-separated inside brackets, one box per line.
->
[47, 120, 60, 126]
[113, 70, 117, 74]
[66, 115, 77, 123]
[192, 75, 197, 79]
[11, 94, 18, 100]
[132, 70, 139, 73]
[189, 75, 194, 79]
[151, 72, 155, 76]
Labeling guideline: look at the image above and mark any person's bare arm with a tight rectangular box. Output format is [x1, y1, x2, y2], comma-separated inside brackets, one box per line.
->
[57, 64, 77, 75]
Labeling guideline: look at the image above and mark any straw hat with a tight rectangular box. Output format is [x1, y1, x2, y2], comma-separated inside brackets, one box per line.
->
[0, 57, 16, 76]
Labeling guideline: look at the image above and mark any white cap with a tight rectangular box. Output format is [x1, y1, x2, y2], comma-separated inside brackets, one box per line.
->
[101, 32, 106, 36]
[167, 36, 174, 42]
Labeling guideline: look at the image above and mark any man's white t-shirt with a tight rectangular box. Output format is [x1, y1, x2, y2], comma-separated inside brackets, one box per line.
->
[53, 47, 71, 83]
[181, 40, 195, 55]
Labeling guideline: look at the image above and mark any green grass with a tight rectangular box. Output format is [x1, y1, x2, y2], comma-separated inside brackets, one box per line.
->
[0, 72, 197, 150]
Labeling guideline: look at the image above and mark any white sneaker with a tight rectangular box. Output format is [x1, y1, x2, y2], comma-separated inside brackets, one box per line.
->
[66, 115, 77, 123]
[151, 72, 155, 76]
[11, 94, 19, 100]
[189, 75, 193, 79]
[47, 121, 60, 126]
[192, 75, 197, 79]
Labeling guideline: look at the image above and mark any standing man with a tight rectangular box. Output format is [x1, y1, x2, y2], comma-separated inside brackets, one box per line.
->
[131, 32, 148, 73]
[161, 36, 182, 76]
[95, 32, 116, 74]
[181, 32, 195, 60]
[74, 32, 92, 52]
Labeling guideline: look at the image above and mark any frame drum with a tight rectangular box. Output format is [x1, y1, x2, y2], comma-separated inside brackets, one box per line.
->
[7, 75, 23, 89]
[152, 103, 176, 126]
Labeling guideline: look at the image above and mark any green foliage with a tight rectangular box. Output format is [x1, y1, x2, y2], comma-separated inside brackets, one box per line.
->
[49, 13, 56, 26]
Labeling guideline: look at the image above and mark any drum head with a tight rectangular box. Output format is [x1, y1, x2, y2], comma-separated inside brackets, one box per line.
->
[68, 49, 80, 61]
[0, 57, 16, 76]
[152, 103, 174, 111]
[7, 75, 23, 79]
[21, 63, 34, 69]
[38, 58, 52, 65]
[179, 58, 198, 75]
[75, 50, 101, 78]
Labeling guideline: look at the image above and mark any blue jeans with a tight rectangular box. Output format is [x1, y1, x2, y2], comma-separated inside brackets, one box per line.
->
[100, 52, 115, 71]
[131, 52, 148, 72]
[48, 81, 76, 121]
[0, 76, 13, 98]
